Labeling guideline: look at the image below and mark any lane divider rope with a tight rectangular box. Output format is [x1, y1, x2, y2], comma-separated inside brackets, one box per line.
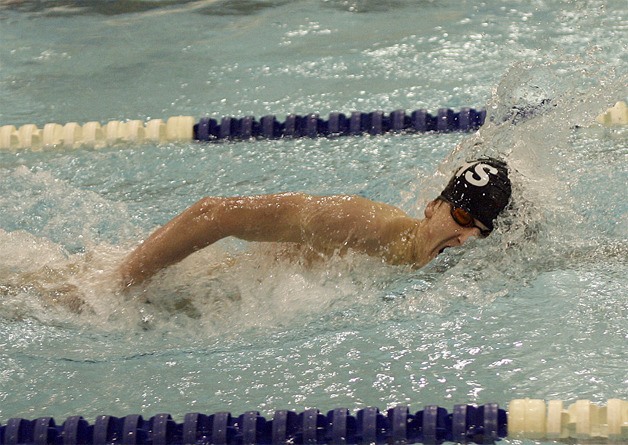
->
[0, 399, 625, 444]
[0, 108, 484, 151]
[1, 102, 624, 151]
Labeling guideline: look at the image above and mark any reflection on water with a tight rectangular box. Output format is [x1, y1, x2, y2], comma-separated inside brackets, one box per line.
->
[0, 0, 212, 16]
[0, 0, 440, 16]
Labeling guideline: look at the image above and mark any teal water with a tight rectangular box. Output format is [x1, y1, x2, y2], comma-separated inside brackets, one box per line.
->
[0, 1, 626, 443]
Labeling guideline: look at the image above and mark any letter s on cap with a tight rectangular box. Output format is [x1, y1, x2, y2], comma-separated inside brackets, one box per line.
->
[464, 163, 498, 187]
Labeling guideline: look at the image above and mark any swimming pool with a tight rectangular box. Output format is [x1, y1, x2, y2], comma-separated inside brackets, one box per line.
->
[0, 1, 626, 443]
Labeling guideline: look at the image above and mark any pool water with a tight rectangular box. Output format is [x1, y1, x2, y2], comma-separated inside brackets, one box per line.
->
[0, 1, 626, 443]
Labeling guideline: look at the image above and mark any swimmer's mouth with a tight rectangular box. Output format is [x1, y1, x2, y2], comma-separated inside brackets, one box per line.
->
[433, 240, 457, 258]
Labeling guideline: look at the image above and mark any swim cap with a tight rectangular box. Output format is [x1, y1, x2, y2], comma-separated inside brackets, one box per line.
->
[439, 157, 511, 231]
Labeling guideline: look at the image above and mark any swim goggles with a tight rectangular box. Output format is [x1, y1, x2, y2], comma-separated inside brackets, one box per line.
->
[449, 205, 491, 238]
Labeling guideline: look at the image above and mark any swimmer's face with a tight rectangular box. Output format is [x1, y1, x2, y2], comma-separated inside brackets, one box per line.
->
[423, 199, 489, 259]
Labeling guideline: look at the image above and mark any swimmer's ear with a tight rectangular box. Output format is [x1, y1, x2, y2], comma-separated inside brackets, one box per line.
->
[424, 199, 438, 219]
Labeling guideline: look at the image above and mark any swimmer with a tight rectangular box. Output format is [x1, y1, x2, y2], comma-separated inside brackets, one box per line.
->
[118, 157, 511, 287]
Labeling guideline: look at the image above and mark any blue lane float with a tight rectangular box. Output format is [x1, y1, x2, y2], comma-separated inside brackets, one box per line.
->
[0, 404, 506, 445]
[193, 108, 487, 142]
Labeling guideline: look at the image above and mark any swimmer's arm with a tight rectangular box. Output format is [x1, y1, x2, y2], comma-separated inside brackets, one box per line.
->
[118, 193, 309, 287]
[118, 193, 418, 287]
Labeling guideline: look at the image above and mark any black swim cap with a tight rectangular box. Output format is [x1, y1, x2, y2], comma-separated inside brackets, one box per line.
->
[439, 157, 511, 231]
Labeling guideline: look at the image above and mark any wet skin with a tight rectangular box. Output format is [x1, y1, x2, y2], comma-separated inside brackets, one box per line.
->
[118, 194, 490, 287]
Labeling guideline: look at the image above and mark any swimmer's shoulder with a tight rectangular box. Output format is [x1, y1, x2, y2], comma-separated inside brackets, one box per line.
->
[376, 214, 424, 266]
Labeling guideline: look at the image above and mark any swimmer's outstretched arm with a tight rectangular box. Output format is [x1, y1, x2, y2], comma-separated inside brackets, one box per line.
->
[118, 193, 420, 287]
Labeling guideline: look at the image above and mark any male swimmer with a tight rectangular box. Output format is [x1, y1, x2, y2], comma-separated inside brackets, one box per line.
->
[118, 158, 511, 287]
